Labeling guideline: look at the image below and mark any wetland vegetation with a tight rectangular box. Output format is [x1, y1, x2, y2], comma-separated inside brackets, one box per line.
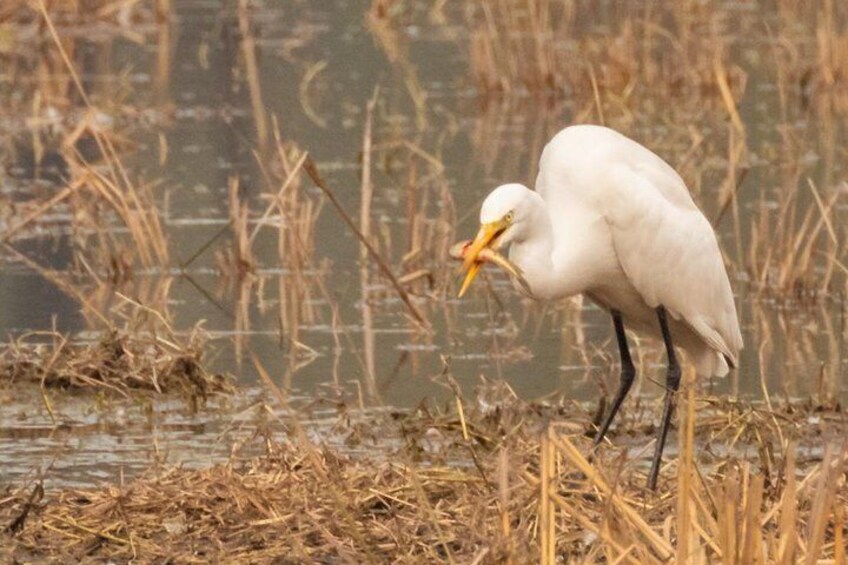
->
[0, 0, 846, 561]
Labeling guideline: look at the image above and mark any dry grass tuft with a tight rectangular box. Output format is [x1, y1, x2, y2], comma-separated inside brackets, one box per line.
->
[0, 326, 231, 399]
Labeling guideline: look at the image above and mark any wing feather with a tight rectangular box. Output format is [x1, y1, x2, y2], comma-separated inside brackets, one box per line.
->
[535, 125, 743, 368]
[604, 163, 743, 366]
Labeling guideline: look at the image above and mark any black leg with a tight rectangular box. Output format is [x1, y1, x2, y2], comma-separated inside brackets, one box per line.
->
[647, 306, 682, 491]
[593, 310, 636, 448]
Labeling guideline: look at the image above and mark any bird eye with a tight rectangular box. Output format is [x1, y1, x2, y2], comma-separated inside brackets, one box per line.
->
[505, 212, 514, 223]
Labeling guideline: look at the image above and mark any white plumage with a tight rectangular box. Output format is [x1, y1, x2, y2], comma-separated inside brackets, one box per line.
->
[475, 124, 742, 376]
[458, 124, 743, 488]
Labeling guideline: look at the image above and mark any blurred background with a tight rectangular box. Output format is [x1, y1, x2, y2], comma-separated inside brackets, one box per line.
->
[0, 0, 846, 487]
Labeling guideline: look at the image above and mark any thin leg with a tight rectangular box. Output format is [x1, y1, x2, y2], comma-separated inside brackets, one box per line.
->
[593, 310, 636, 447]
[647, 306, 682, 491]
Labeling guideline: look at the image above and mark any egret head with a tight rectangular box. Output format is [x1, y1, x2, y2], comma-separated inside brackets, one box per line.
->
[459, 183, 534, 296]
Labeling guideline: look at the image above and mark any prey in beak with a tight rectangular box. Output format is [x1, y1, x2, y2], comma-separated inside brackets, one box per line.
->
[450, 220, 530, 297]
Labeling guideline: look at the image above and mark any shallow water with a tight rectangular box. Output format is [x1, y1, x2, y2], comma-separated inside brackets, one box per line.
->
[1, 1, 847, 487]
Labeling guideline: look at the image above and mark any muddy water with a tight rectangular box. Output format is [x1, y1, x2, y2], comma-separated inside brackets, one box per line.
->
[1, 1, 847, 487]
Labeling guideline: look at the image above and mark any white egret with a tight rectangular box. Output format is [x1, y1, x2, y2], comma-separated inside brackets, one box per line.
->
[456, 124, 743, 489]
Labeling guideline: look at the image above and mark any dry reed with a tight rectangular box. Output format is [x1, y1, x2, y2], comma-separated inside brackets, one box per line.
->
[0, 0, 146, 25]
[459, 0, 848, 298]
[304, 157, 429, 327]
[1, 2, 847, 561]
[2, 2, 171, 284]
[215, 175, 255, 280]
[0, 326, 231, 398]
[1, 377, 844, 562]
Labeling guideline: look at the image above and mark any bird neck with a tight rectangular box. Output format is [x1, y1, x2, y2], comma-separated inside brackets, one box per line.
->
[508, 197, 592, 301]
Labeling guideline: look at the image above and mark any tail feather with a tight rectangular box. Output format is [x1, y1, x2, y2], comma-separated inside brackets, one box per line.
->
[693, 348, 730, 378]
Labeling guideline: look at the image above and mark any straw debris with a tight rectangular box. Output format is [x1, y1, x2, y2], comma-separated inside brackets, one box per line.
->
[1, 384, 845, 562]
[0, 328, 232, 398]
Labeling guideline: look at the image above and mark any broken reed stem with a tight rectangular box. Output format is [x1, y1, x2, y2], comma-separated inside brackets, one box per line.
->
[250, 352, 290, 411]
[237, 0, 268, 147]
[248, 152, 308, 244]
[359, 90, 378, 390]
[805, 443, 846, 564]
[360, 89, 377, 263]
[498, 447, 513, 562]
[303, 157, 428, 327]
[714, 58, 746, 136]
[834, 502, 845, 565]
[155, 0, 171, 96]
[36, 0, 94, 109]
[549, 429, 675, 559]
[539, 425, 555, 565]
[676, 367, 696, 564]
[777, 445, 797, 565]
[227, 175, 254, 276]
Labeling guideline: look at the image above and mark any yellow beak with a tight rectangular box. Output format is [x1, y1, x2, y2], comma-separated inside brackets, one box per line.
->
[458, 222, 504, 297]
[458, 262, 483, 298]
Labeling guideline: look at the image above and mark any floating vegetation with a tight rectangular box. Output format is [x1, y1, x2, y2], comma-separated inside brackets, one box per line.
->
[0, 326, 231, 399]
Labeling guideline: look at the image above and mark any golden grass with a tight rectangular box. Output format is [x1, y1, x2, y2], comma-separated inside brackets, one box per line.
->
[1, 374, 845, 562]
[0, 3, 846, 560]
[465, 0, 748, 103]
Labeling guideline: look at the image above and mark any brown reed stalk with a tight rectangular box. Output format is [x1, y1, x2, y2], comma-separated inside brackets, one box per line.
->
[776, 445, 796, 565]
[539, 425, 554, 565]
[676, 368, 696, 563]
[303, 158, 428, 326]
[237, 0, 268, 147]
